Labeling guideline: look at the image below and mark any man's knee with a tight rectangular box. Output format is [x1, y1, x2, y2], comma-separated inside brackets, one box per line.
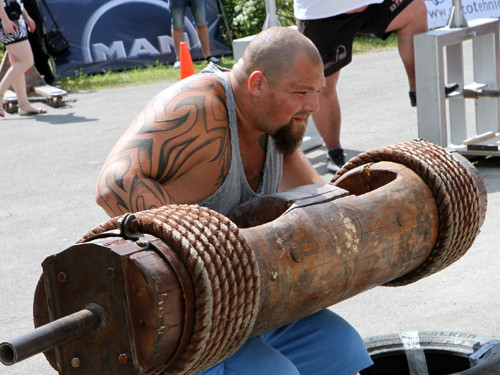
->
[214, 337, 300, 375]
[320, 72, 340, 100]
[408, 0, 429, 30]
[311, 310, 363, 345]
[264, 310, 372, 374]
[387, 0, 428, 33]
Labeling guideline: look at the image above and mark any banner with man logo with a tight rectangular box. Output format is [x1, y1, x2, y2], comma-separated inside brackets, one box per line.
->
[41, 0, 230, 77]
[425, 0, 500, 29]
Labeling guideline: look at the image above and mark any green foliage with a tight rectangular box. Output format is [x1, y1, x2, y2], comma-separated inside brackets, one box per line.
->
[353, 33, 398, 53]
[219, 0, 294, 40]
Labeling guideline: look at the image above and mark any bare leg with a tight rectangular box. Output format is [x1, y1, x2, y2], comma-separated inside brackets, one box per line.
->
[0, 42, 33, 100]
[1, 41, 46, 115]
[196, 25, 212, 58]
[385, 0, 428, 91]
[312, 71, 342, 150]
[172, 28, 184, 61]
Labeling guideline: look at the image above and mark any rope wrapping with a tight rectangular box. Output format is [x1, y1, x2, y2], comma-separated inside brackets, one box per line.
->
[78, 205, 260, 374]
[331, 139, 485, 286]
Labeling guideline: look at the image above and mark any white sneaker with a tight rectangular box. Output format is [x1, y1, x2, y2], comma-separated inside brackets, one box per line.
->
[206, 56, 220, 64]
[172, 61, 181, 69]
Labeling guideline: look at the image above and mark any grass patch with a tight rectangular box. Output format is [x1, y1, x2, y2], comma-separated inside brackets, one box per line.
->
[58, 56, 235, 91]
[353, 33, 398, 53]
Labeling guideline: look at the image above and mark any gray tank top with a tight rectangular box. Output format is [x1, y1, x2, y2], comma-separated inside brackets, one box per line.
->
[198, 63, 283, 216]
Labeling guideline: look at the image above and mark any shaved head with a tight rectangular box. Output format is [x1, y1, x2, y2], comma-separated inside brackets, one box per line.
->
[234, 27, 323, 85]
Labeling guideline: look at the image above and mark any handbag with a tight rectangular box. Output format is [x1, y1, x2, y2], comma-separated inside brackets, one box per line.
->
[40, 0, 69, 56]
[44, 29, 69, 55]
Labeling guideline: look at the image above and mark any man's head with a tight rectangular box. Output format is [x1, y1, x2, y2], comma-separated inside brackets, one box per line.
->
[233, 27, 325, 154]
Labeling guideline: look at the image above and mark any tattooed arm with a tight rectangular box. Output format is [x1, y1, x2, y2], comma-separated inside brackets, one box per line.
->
[96, 75, 231, 217]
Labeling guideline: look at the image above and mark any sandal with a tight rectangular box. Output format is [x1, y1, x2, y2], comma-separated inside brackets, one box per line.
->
[0, 97, 4, 117]
[18, 102, 47, 116]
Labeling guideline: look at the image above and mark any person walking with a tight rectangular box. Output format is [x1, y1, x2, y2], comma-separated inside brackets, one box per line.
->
[0, 0, 47, 116]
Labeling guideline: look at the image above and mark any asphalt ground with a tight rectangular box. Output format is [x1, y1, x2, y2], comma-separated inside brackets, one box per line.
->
[1, 44, 499, 374]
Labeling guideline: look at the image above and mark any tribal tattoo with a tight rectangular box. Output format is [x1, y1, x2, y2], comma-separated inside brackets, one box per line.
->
[96, 76, 231, 216]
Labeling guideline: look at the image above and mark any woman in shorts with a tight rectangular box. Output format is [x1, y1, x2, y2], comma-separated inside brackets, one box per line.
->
[0, 0, 46, 117]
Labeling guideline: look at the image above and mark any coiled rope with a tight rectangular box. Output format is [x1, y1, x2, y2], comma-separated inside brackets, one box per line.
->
[332, 139, 485, 286]
[78, 205, 260, 374]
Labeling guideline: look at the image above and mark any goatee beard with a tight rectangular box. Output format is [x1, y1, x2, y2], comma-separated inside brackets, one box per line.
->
[272, 120, 307, 155]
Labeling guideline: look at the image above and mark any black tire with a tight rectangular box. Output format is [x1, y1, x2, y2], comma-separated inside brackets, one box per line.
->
[361, 331, 500, 375]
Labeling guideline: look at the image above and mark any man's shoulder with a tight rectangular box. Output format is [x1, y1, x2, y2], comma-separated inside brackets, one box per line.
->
[159, 73, 226, 103]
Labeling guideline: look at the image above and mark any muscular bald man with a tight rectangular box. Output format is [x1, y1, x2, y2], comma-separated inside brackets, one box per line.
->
[96, 27, 373, 375]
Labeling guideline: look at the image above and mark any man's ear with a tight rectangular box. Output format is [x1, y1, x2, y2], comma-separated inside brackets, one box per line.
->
[248, 71, 268, 97]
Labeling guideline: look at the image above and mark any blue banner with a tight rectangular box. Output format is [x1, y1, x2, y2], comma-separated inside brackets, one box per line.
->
[41, 0, 231, 77]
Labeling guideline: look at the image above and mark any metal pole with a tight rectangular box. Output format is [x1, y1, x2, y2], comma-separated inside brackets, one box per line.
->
[446, 0, 468, 28]
[263, 0, 280, 29]
[0, 304, 104, 366]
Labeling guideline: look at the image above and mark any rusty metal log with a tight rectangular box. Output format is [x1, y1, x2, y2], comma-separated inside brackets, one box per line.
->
[0, 140, 487, 375]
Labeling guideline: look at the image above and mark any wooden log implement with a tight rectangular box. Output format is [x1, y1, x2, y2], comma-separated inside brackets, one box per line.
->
[0, 140, 487, 374]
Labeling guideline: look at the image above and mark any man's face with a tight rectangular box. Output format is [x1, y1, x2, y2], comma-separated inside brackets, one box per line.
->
[261, 57, 325, 154]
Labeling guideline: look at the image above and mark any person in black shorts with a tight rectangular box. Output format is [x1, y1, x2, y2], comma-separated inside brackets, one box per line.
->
[0, 0, 47, 116]
[296, 0, 428, 172]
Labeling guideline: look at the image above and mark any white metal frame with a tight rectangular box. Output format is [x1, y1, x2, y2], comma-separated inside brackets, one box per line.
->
[414, 18, 500, 148]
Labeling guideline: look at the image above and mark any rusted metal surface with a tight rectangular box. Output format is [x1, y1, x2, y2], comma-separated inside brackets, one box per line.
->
[0, 305, 102, 366]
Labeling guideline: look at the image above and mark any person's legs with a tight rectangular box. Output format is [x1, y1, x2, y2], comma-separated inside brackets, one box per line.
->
[0, 41, 32, 105]
[314, 71, 341, 150]
[27, 28, 55, 85]
[359, 0, 431, 106]
[191, 0, 219, 62]
[2, 41, 46, 115]
[172, 28, 185, 62]
[196, 25, 212, 59]
[384, 0, 428, 92]
[0, 44, 30, 98]
[312, 71, 346, 172]
[298, 13, 365, 172]
[262, 310, 373, 375]
[197, 336, 300, 375]
[170, 0, 187, 66]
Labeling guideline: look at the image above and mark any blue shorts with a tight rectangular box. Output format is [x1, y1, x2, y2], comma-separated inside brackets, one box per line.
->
[197, 309, 373, 375]
[170, 0, 208, 29]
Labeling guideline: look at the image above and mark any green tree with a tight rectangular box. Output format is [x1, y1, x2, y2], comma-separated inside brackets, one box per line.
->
[219, 0, 294, 41]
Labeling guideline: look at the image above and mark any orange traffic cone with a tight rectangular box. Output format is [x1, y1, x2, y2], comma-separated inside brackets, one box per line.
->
[180, 42, 195, 80]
